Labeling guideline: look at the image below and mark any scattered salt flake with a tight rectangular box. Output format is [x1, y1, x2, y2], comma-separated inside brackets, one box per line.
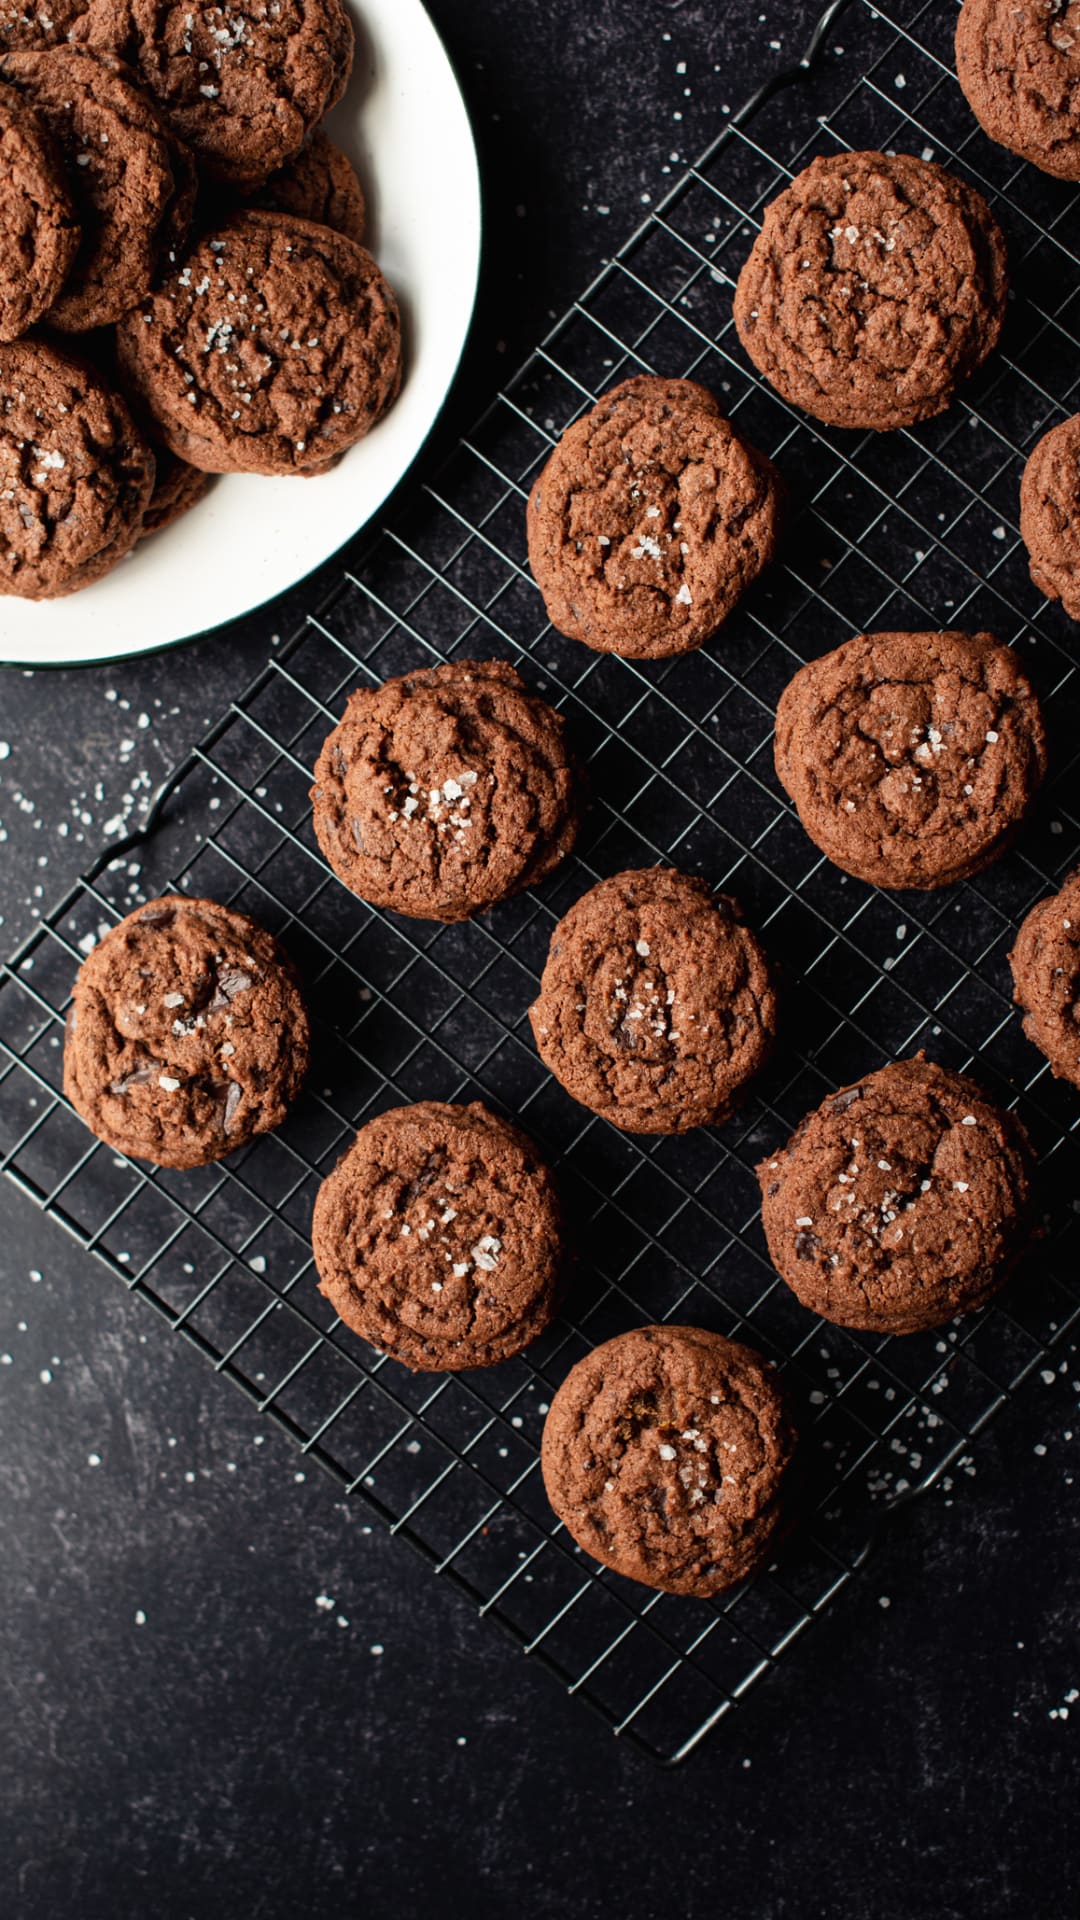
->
[370, 1643, 384, 1656]
[249, 1255, 266, 1274]
[134, 1609, 146, 1626]
[879, 1595, 891, 1609]
[675, 583, 692, 606]
[315, 1593, 334, 1612]
[158, 1075, 181, 1092]
[658, 1443, 677, 1461]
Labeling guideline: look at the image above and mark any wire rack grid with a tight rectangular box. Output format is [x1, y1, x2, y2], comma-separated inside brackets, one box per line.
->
[3, 0, 1080, 1765]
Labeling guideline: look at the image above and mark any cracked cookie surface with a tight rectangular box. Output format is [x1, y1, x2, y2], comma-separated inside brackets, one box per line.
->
[526, 375, 782, 659]
[116, 209, 401, 474]
[1010, 867, 1080, 1089]
[0, 1, 90, 49]
[774, 629, 1047, 890]
[733, 151, 1008, 431]
[0, 78, 79, 340]
[64, 894, 311, 1168]
[311, 659, 582, 922]
[957, 0, 1080, 179]
[757, 1055, 1034, 1335]
[248, 127, 365, 244]
[529, 868, 777, 1134]
[541, 1324, 796, 1596]
[1020, 413, 1080, 620]
[312, 1100, 562, 1371]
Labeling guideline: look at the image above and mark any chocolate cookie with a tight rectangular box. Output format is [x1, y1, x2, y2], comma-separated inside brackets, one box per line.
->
[249, 128, 365, 245]
[0, 78, 79, 340]
[82, 0, 354, 188]
[115, 210, 401, 475]
[774, 629, 1047, 890]
[1020, 413, 1080, 620]
[0, 1, 89, 49]
[139, 446, 212, 538]
[541, 1324, 796, 1596]
[1009, 868, 1080, 1090]
[758, 1055, 1034, 1335]
[529, 868, 777, 1134]
[312, 1101, 562, 1372]
[0, 336, 155, 598]
[526, 376, 783, 659]
[0, 46, 195, 332]
[311, 660, 582, 922]
[64, 894, 310, 1169]
[733, 151, 1008, 431]
[956, 0, 1080, 179]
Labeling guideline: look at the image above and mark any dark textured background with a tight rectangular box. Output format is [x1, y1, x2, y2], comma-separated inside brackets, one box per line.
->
[2, 4, 1078, 1915]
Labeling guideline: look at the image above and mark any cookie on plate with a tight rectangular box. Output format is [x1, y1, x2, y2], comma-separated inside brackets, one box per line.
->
[249, 128, 366, 245]
[311, 659, 582, 922]
[956, 0, 1080, 180]
[733, 151, 1008, 431]
[312, 1101, 562, 1371]
[116, 210, 401, 475]
[0, 336, 155, 598]
[774, 629, 1047, 890]
[526, 375, 783, 659]
[541, 1324, 796, 1596]
[0, 78, 79, 340]
[1009, 868, 1080, 1091]
[757, 1055, 1034, 1335]
[138, 446, 212, 539]
[82, 0, 354, 187]
[64, 895, 311, 1169]
[1020, 413, 1080, 621]
[529, 868, 777, 1134]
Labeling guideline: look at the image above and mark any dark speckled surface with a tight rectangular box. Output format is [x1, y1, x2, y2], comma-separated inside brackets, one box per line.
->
[1, 4, 1078, 1915]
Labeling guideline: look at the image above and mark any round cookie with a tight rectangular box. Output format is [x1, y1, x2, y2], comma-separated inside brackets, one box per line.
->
[733, 151, 1008, 432]
[956, 0, 1080, 180]
[0, 46, 196, 332]
[64, 894, 310, 1169]
[526, 375, 783, 659]
[81, 0, 354, 188]
[1009, 867, 1080, 1090]
[312, 1101, 562, 1372]
[757, 1055, 1034, 1335]
[138, 446, 212, 538]
[249, 128, 366, 245]
[774, 629, 1048, 890]
[0, 1, 89, 49]
[529, 868, 777, 1134]
[0, 79, 79, 340]
[541, 1324, 796, 1597]
[115, 210, 401, 476]
[1020, 413, 1080, 620]
[0, 336, 155, 599]
[311, 659, 582, 922]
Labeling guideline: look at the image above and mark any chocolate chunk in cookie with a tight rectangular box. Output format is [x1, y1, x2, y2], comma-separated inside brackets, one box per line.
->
[1020, 413, 1080, 621]
[1009, 868, 1080, 1090]
[82, 0, 354, 188]
[311, 660, 583, 922]
[758, 1055, 1034, 1335]
[0, 79, 79, 340]
[0, 46, 195, 332]
[529, 868, 777, 1134]
[116, 210, 401, 475]
[733, 151, 1008, 431]
[541, 1324, 796, 1596]
[312, 1100, 562, 1372]
[526, 375, 783, 659]
[249, 128, 365, 245]
[138, 445, 212, 538]
[0, 336, 155, 598]
[774, 629, 1047, 890]
[957, 0, 1080, 180]
[64, 894, 310, 1169]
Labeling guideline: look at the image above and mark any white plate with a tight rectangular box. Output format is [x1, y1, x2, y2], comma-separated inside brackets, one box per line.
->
[0, 0, 481, 669]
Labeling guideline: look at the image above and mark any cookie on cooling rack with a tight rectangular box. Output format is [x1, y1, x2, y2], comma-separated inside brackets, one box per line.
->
[0, 79, 80, 342]
[956, 0, 1080, 180]
[774, 629, 1048, 890]
[64, 895, 311, 1169]
[1020, 413, 1080, 621]
[526, 375, 783, 659]
[248, 128, 366, 245]
[733, 151, 1008, 431]
[312, 1101, 562, 1371]
[757, 1055, 1034, 1336]
[529, 868, 777, 1134]
[311, 659, 583, 922]
[541, 1324, 797, 1596]
[1009, 869, 1080, 1091]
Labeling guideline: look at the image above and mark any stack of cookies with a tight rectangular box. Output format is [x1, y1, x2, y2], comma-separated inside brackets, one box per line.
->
[0, 2, 402, 600]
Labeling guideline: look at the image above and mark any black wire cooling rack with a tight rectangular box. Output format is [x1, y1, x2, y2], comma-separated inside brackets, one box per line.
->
[3, 0, 1080, 1764]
